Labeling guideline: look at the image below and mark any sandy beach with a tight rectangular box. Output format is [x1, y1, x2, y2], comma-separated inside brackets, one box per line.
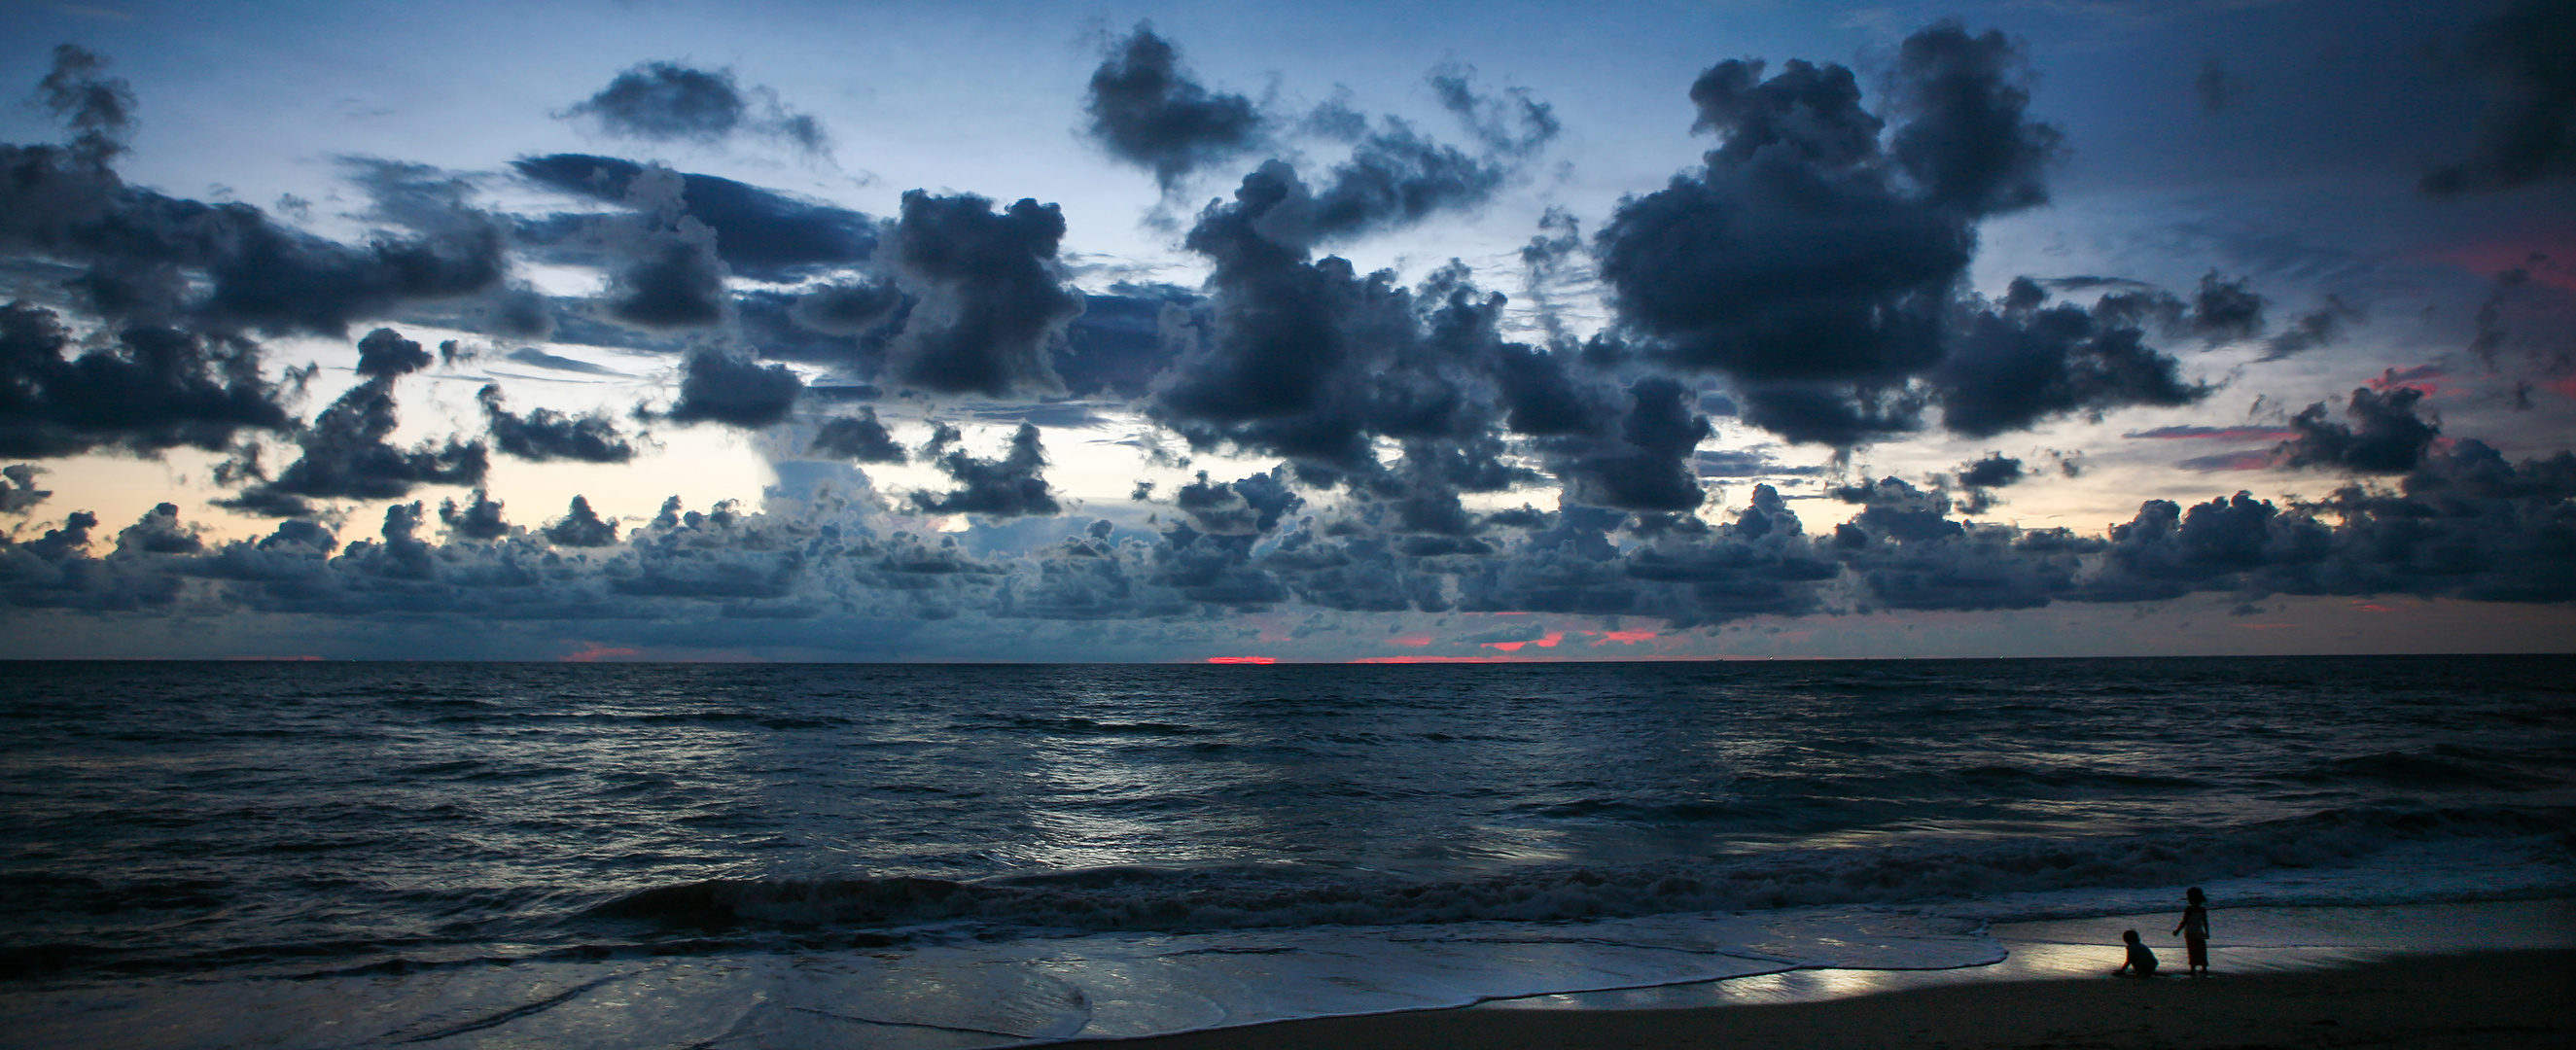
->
[1110, 949, 2575, 1049]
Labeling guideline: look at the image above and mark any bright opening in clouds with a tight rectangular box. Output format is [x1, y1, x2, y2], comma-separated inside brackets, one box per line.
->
[1, 0, 2570, 661]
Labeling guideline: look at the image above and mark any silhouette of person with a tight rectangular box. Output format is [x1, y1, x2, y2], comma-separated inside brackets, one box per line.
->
[2172, 887, 2210, 975]
[2115, 928, 2159, 977]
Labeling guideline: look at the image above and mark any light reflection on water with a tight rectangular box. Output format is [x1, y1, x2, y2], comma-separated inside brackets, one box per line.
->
[0, 656, 2568, 982]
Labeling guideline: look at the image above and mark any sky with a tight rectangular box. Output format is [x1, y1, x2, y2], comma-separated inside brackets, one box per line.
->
[1, 0, 2572, 661]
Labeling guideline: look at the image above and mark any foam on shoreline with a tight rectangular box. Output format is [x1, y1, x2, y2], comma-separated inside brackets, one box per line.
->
[3, 898, 2564, 1049]
[1474, 898, 2576, 1013]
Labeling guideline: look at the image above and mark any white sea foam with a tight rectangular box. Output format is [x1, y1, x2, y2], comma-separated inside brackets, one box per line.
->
[0, 909, 1995, 1049]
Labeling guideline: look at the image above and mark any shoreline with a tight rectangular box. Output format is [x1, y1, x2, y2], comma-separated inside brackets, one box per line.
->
[1098, 900, 2576, 1049]
[1102, 949, 2576, 1049]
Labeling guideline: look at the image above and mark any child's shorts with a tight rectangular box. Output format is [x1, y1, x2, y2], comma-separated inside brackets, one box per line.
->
[2186, 936, 2208, 967]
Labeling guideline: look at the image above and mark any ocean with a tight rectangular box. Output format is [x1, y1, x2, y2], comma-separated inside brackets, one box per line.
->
[2, 655, 2569, 1046]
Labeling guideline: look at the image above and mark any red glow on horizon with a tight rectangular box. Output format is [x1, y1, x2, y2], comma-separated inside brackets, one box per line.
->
[1207, 656, 1279, 664]
[2354, 604, 2393, 612]
[564, 645, 643, 662]
[1482, 631, 1565, 652]
[1352, 654, 1526, 664]
[1586, 629, 1657, 646]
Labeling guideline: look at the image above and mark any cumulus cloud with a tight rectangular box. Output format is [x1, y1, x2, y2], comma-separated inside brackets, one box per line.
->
[658, 350, 801, 429]
[2274, 386, 2441, 474]
[4, 426, 2571, 640]
[1596, 22, 2213, 447]
[0, 464, 51, 513]
[911, 423, 1062, 517]
[1958, 452, 2024, 489]
[34, 45, 135, 165]
[439, 489, 512, 541]
[478, 384, 637, 463]
[543, 495, 620, 546]
[217, 329, 488, 517]
[563, 60, 830, 156]
[1083, 25, 1266, 190]
[1931, 290, 2209, 438]
[0, 302, 295, 458]
[879, 192, 1086, 398]
[808, 407, 906, 464]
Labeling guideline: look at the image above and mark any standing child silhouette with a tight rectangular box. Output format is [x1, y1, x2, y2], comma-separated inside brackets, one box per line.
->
[2173, 887, 2211, 975]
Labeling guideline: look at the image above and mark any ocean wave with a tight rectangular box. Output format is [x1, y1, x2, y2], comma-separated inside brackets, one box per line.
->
[579, 804, 2574, 936]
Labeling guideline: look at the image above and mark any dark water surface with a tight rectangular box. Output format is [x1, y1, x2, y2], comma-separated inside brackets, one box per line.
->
[4, 655, 2567, 989]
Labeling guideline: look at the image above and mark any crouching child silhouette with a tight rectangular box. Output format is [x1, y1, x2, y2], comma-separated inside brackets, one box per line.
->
[2115, 928, 2158, 977]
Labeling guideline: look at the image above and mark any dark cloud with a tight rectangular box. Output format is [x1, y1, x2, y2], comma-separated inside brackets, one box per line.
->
[1427, 61, 1561, 158]
[2186, 272, 2266, 344]
[1830, 475, 1965, 544]
[2274, 386, 2441, 473]
[6, 58, 510, 338]
[1930, 296, 2209, 438]
[1296, 123, 1517, 244]
[1952, 452, 2024, 514]
[1595, 23, 2223, 449]
[475, 285, 557, 340]
[439, 489, 511, 541]
[879, 192, 1085, 398]
[1958, 452, 2024, 489]
[1597, 56, 1966, 383]
[356, 325, 434, 377]
[1053, 290, 1190, 399]
[808, 407, 906, 463]
[788, 278, 903, 336]
[2258, 296, 2361, 361]
[478, 384, 636, 463]
[1083, 25, 1266, 190]
[1154, 180, 1524, 483]
[0, 301, 295, 458]
[567, 62, 744, 140]
[659, 351, 801, 429]
[591, 166, 730, 332]
[1, 142, 507, 336]
[0, 464, 51, 513]
[910, 423, 1062, 518]
[1173, 468, 1304, 535]
[543, 495, 620, 547]
[219, 329, 488, 517]
[7, 432, 2573, 634]
[35, 45, 135, 165]
[563, 61, 829, 155]
[512, 155, 876, 280]
[1688, 57, 1882, 168]
[2420, 0, 2576, 194]
[1887, 22, 2066, 218]
[1546, 377, 1711, 512]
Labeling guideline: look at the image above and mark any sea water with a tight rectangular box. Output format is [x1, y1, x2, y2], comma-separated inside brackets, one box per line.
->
[1, 656, 2568, 1046]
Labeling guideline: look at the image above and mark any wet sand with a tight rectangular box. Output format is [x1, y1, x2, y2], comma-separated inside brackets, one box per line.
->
[1106, 948, 2575, 1049]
